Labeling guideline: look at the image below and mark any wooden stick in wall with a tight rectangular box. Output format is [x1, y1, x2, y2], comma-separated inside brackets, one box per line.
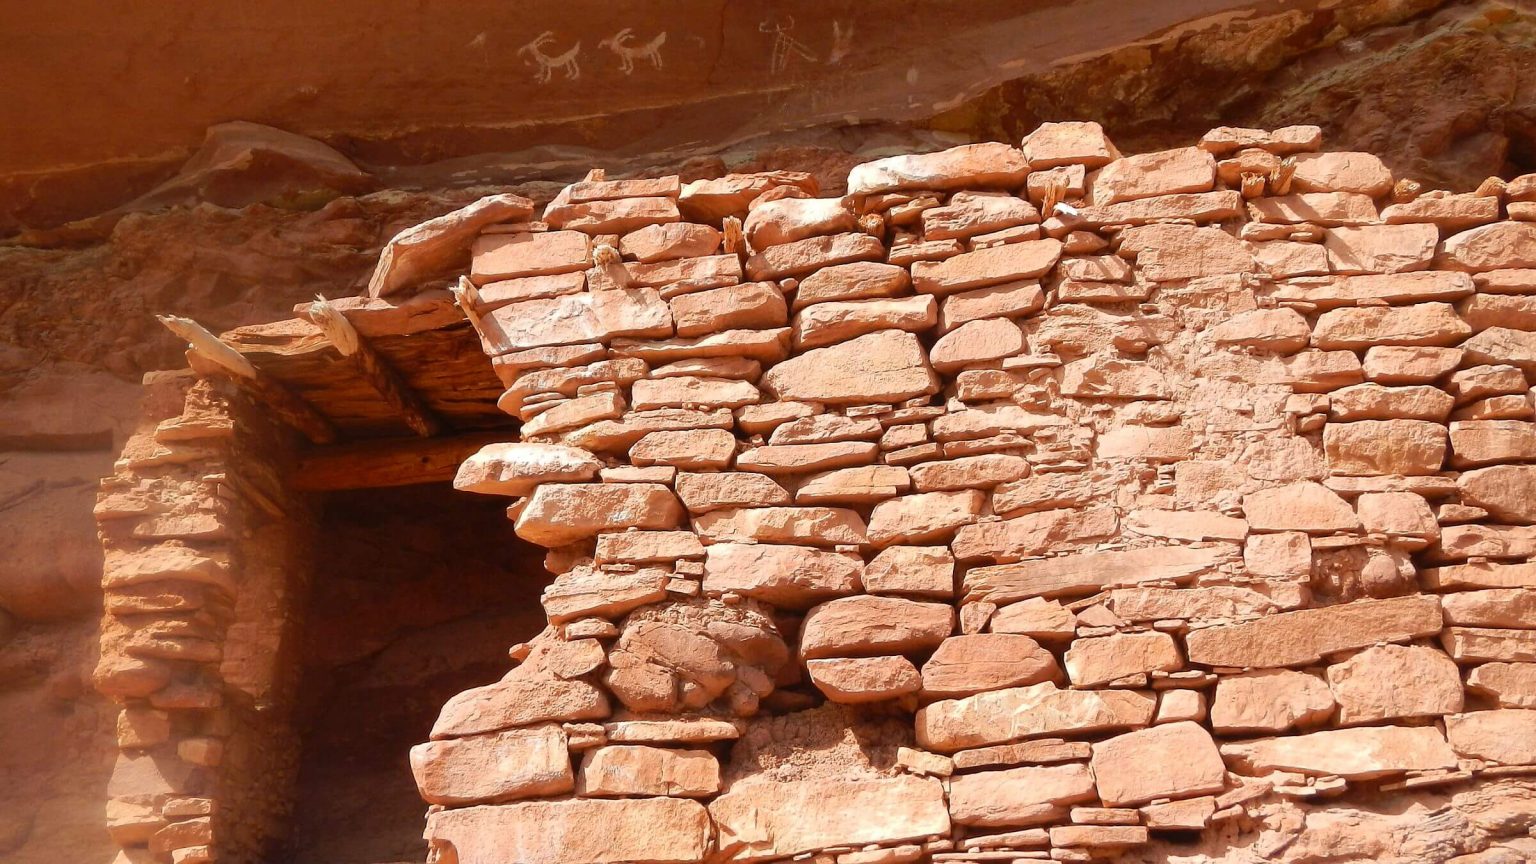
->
[307, 296, 445, 438]
[157, 315, 341, 446]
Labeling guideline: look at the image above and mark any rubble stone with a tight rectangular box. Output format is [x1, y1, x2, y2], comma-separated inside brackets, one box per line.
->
[848, 142, 1030, 194]
[1323, 419, 1448, 476]
[1446, 709, 1536, 765]
[1459, 465, 1536, 523]
[702, 543, 862, 609]
[481, 287, 673, 353]
[863, 546, 955, 598]
[912, 240, 1063, 295]
[793, 261, 911, 310]
[1467, 663, 1536, 708]
[1442, 627, 1536, 662]
[1243, 481, 1361, 533]
[964, 545, 1228, 604]
[1312, 303, 1471, 350]
[1439, 587, 1536, 625]
[124, 126, 1536, 864]
[454, 443, 603, 497]
[1289, 151, 1394, 196]
[1064, 632, 1182, 687]
[694, 506, 870, 546]
[1323, 224, 1438, 274]
[1022, 121, 1119, 168]
[432, 673, 610, 739]
[1438, 222, 1536, 272]
[1090, 147, 1216, 205]
[866, 489, 985, 546]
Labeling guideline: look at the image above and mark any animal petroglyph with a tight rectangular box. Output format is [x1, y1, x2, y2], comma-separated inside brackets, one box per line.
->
[600, 28, 666, 75]
[828, 21, 854, 65]
[518, 31, 581, 84]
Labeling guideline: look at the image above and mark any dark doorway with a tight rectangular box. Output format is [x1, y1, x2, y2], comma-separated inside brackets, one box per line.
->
[274, 483, 548, 864]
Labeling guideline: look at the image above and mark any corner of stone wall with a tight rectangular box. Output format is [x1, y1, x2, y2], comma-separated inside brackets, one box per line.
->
[95, 368, 315, 864]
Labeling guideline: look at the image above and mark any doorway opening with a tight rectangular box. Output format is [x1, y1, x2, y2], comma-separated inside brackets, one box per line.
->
[273, 482, 547, 864]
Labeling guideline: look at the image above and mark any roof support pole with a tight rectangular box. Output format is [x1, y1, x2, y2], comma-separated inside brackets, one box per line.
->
[158, 315, 341, 446]
[306, 297, 446, 438]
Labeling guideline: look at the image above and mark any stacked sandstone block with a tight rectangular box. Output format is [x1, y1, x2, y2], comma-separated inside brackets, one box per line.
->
[94, 373, 306, 864]
[93, 375, 249, 864]
[426, 123, 1536, 864]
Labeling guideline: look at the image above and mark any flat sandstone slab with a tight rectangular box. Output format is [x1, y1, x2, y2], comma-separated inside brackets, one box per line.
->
[917, 682, 1155, 752]
[480, 287, 673, 353]
[709, 776, 950, 863]
[847, 142, 1030, 194]
[1183, 595, 1443, 668]
[423, 797, 711, 864]
[962, 545, 1229, 604]
[762, 329, 939, 405]
[1220, 725, 1457, 779]
[409, 724, 572, 805]
[514, 483, 683, 547]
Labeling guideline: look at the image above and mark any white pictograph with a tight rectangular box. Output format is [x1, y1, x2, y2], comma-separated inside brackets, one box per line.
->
[518, 31, 581, 84]
[827, 21, 853, 65]
[468, 32, 489, 67]
[600, 28, 667, 74]
[760, 16, 817, 74]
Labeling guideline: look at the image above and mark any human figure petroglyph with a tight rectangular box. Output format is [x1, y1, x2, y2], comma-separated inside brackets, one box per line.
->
[518, 31, 581, 84]
[761, 15, 816, 74]
[599, 28, 666, 75]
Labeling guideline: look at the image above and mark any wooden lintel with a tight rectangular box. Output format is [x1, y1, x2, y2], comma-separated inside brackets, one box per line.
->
[164, 315, 341, 446]
[308, 297, 446, 438]
[198, 354, 342, 446]
[290, 430, 513, 491]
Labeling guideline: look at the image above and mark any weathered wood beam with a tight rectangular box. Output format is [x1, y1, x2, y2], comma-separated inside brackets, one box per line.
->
[451, 276, 491, 341]
[158, 315, 340, 446]
[290, 430, 512, 491]
[158, 315, 259, 379]
[307, 296, 446, 438]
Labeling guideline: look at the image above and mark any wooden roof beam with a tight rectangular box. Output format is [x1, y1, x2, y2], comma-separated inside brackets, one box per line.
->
[157, 315, 341, 446]
[306, 296, 446, 438]
[290, 430, 511, 491]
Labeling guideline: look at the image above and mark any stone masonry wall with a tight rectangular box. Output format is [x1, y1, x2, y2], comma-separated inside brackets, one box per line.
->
[95, 372, 312, 864]
[428, 124, 1536, 864]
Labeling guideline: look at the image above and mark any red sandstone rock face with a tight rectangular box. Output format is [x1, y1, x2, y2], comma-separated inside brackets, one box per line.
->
[7, 0, 1536, 240]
